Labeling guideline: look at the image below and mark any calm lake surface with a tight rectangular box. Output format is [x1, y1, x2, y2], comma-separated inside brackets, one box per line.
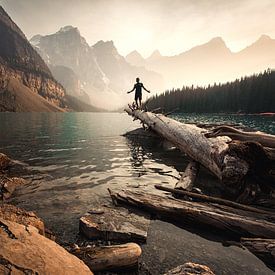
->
[0, 112, 274, 275]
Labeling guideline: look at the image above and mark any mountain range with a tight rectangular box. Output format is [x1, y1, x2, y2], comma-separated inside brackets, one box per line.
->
[30, 27, 164, 109]
[1, 4, 275, 112]
[126, 35, 275, 88]
[0, 6, 103, 112]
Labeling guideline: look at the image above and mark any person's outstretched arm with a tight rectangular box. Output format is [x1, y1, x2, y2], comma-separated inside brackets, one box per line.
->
[127, 85, 135, 93]
[142, 84, 150, 93]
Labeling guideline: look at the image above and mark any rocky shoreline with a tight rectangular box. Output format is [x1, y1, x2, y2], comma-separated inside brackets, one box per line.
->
[0, 153, 92, 274]
[0, 152, 217, 274]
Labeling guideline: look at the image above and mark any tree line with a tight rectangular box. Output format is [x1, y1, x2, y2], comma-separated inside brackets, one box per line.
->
[146, 69, 275, 113]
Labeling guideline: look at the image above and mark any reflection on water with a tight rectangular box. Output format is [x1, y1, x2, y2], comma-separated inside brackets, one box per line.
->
[0, 112, 274, 242]
[0, 113, 184, 242]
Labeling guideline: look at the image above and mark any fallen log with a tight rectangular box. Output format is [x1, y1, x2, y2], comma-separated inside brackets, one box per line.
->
[125, 108, 249, 185]
[241, 238, 275, 271]
[155, 184, 272, 215]
[206, 125, 275, 148]
[71, 242, 141, 272]
[108, 189, 275, 238]
[174, 161, 200, 191]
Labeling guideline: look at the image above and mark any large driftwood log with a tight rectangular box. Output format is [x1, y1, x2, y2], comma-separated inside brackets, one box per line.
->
[125, 108, 249, 184]
[207, 125, 275, 148]
[109, 189, 275, 238]
[155, 184, 271, 215]
[241, 238, 275, 270]
[71, 243, 141, 272]
[175, 161, 200, 191]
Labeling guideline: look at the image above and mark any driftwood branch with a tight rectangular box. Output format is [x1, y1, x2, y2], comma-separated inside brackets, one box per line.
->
[206, 125, 275, 148]
[174, 161, 200, 191]
[155, 184, 271, 215]
[241, 238, 275, 271]
[109, 189, 275, 238]
[71, 243, 141, 272]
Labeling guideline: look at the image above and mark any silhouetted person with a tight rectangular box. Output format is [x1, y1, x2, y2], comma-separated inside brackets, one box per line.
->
[127, 77, 150, 108]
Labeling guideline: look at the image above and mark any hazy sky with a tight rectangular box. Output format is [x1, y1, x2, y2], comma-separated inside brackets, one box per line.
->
[1, 0, 275, 57]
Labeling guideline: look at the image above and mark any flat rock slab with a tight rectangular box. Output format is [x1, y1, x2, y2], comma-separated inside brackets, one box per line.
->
[79, 206, 150, 242]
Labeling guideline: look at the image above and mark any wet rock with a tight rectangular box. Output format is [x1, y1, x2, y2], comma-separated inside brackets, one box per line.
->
[164, 262, 215, 275]
[0, 175, 25, 200]
[71, 242, 142, 272]
[79, 206, 150, 242]
[0, 203, 45, 235]
[0, 153, 11, 171]
[0, 218, 93, 274]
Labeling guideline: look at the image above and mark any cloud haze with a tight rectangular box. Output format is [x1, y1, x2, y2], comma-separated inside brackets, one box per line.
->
[1, 0, 275, 56]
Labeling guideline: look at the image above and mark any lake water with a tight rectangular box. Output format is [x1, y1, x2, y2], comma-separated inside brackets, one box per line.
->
[0, 112, 274, 275]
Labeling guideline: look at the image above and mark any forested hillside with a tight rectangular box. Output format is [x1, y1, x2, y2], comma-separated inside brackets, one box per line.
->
[146, 69, 275, 113]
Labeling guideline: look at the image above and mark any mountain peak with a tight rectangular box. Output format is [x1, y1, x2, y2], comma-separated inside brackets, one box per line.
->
[125, 50, 145, 66]
[147, 50, 162, 60]
[92, 40, 117, 53]
[126, 50, 144, 59]
[257, 34, 272, 42]
[208, 37, 226, 45]
[58, 25, 79, 34]
[93, 40, 114, 47]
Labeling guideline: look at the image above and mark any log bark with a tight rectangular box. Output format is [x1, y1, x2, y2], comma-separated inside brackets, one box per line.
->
[174, 161, 200, 191]
[241, 238, 275, 271]
[125, 108, 249, 184]
[109, 189, 275, 238]
[71, 243, 141, 272]
[155, 184, 272, 215]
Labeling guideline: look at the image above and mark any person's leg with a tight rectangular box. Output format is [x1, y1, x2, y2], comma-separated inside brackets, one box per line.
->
[135, 99, 138, 108]
[139, 98, 142, 109]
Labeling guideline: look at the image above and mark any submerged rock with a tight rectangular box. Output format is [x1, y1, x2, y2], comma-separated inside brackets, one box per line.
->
[0, 203, 45, 235]
[79, 206, 150, 242]
[0, 218, 93, 274]
[164, 262, 215, 275]
[0, 153, 11, 171]
[0, 175, 25, 200]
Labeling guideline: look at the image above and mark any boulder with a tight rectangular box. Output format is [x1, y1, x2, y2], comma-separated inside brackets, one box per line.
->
[0, 153, 11, 171]
[164, 262, 215, 275]
[0, 204, 45, 235]
[0, 176, 25, 200]
[79, 206, 150, 242]
[0, 218, 93, 274]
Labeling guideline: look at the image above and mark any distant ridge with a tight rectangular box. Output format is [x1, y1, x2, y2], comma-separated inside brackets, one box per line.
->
[124, 35, 275, 88]
[30, 27, 164, 110]
[0, 6, 66, 112]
